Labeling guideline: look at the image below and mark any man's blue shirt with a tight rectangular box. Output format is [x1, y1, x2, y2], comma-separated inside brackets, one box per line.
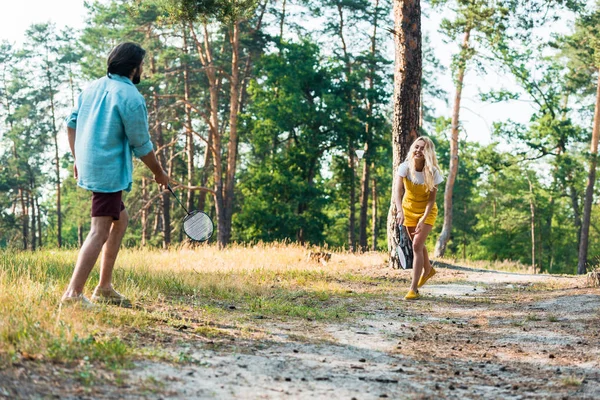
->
[66, 74, 154, 193]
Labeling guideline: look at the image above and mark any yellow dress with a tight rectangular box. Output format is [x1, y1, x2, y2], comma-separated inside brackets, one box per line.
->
[402, 177, 438, 227]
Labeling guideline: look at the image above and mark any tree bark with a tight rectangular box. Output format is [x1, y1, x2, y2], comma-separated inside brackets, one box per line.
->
[577, 70, 600, 275]
[36, 196, 42, 248]
[141, 176, 148, 247]
[29, 174, 36, 251]
[387, 0, 422, 269]
[149, 55, 171, 248]
[348, 141, 356, 252]
[279, 0, 287, 42]
[359, 0, 380, 252]
[221, 20, 242, 246]
[45, 49, 62, 249]
[371, 169, 378, 251]
[528, 176, 536, 273]
[435, 27, 471, 258]
[19, 188, 28, 250]
[183, 28, 195, 212]
[189, 22, 223, 246]
[336, 2, 357, 252]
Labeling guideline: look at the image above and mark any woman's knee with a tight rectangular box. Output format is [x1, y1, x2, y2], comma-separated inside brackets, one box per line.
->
[412, 239, 425, 253]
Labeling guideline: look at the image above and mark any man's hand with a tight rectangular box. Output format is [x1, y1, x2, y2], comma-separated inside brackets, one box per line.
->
[73, 164, 78, 180]
[154, 170, 169, 186]
[140, 150, 169, 186]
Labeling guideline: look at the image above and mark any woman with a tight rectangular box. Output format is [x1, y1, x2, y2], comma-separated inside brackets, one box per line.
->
[394, 136, 443, 300]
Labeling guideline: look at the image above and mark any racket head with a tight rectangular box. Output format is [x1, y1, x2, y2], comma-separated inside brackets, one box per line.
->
[396, 224, 414, 270]
[183, 210, 214, 242]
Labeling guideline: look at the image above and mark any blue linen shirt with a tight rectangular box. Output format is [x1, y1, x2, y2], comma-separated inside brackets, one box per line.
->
[66, 74, 154, 193]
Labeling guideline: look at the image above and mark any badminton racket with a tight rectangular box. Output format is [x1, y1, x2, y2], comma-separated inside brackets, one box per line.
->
[167, 184, 214, 242]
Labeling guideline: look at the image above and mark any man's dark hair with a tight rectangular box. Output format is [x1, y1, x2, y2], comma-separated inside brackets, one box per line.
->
[106, 42, 146, 78]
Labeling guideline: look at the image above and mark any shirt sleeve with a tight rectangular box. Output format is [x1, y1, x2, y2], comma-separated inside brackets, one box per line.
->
[122, 100, 154, 158]
[434, 168, 444, 185]
[65, 93, 82, 129]
[397, 162, 408, 177]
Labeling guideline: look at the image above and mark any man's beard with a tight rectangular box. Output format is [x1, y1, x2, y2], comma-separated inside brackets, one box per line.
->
[132, 70, 141, 85]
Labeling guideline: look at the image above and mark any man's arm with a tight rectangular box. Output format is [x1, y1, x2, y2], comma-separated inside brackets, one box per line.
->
[140, 150, 169, 186]
[68, 127, 77, 179]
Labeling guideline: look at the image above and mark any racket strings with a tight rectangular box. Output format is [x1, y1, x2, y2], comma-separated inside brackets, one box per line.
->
[183, 211, 214, 242]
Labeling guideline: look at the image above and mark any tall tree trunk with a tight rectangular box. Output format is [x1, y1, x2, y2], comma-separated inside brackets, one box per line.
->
[183, 28, 195, 211]
[371, 169, 378, 251]
[577, 70, 600, 275]
[336, 2, 357, 252]
[149, 55, 171, 248]
[348, 141, 356, 252]
[568, 178, 583, 244]
[221, 20, 242, 246]
[358, 145, 369, 252]
[19, 188, 28, 250]
[36, 196, 42, 248]
[527, 176, 536, 274]
[434, 27, 471, 258]
[387, 0, 422, 269]
[41, 40, 62, 248]
[141, 176, 148, 247]
[30, 176, 36, 251]
[359, 0, 380, 252]
[545, 97, 569, 271]
[197, 133, 213, 211]
[279, 0, 287, 43]
[189, 22, 222, 244]
[46, 56, 62, 248]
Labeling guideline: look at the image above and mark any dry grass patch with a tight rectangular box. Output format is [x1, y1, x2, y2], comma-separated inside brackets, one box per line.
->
[0, 244, 394, 368]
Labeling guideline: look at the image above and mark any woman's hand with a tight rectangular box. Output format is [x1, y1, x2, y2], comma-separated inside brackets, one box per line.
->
[396, 211, 404, 226]
[415, 219, 425, 235]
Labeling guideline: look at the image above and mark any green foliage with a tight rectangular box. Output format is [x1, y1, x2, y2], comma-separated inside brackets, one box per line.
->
[234, 41, 334, 244]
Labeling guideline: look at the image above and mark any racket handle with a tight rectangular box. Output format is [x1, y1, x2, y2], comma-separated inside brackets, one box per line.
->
[167, 184, 189, 214]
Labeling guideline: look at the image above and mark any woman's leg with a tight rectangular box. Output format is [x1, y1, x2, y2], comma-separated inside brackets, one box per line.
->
[407, 224, 433, 292]
[407, 228, 432, 278]
[423, 246, 432, 277]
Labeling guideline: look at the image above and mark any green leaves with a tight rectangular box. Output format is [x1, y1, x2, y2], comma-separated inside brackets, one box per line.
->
[157, 0, 260, 23]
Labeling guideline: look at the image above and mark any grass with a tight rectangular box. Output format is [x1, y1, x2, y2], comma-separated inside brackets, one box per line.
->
[0, 243, 393, 368]
[436, 257, 534, 274]
[561, 375, 584, 387]
[547, 314, 559, 322]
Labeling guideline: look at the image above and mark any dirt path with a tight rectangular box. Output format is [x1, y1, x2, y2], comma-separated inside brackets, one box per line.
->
[128, 266, 599, 400]
[2, 264, 599, 399]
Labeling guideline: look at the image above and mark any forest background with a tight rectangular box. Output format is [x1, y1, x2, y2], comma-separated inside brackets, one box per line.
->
[0, 0, 599, 275]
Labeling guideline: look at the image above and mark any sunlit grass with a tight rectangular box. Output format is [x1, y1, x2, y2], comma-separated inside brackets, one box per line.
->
[435, 257, 534, 274]
[0, 243, 393, 367]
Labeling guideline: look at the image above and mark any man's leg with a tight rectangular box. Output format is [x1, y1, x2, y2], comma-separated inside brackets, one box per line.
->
[62, 216, 113, 299]
[97, 209, 129, 289]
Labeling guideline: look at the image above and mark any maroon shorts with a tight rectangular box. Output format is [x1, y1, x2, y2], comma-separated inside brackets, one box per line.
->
[91, 191, 125, 220]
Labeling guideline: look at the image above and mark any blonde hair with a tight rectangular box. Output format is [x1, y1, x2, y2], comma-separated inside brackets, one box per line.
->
[405, 136, 441, 192]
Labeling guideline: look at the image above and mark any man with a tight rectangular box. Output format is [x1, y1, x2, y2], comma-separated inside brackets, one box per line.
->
[61, 42, 169, 307]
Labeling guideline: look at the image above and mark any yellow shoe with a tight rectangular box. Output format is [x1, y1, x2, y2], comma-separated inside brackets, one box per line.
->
[404, 289, 420, 300]
[418, 267, 436, 288]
